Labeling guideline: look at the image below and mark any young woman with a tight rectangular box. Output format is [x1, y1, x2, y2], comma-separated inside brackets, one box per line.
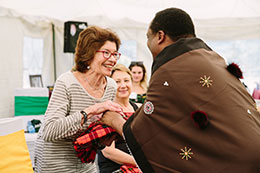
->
[128, 61, 148, 104]
[98, 64, 139, 173]
[34, 26, 122, 173]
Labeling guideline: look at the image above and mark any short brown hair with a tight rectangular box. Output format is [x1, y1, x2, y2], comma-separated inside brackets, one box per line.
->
[111, 64, 132, 81]
[74, 26, 121, 73]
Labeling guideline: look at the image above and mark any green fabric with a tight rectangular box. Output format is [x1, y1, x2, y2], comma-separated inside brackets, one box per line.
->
[15, 96, 48, 116]
[130, 93, 147, 104]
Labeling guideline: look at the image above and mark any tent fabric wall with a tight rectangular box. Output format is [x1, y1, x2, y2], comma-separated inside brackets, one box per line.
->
[195, 17, 260, 40]
[0, 7, 53, 117]
[0, 15, 23, 117]
[0, 1, 260, 117]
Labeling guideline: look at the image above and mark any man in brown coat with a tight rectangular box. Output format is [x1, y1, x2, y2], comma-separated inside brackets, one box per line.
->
[101, 8, 260, 172]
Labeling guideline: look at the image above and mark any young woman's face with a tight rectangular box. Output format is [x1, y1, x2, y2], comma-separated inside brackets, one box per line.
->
[131, 66, 143, 83]
[112, 70, 132, 99]
[89, 41, 119, 76]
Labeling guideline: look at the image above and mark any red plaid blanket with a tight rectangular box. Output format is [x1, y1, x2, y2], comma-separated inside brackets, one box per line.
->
[73, 122, 117, 163]
[120, 165, 142, 173]
[73, 111, 135, 163]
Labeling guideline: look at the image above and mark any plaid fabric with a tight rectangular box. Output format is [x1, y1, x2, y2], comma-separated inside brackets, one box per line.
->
[120, 165, 142, 173]
[73, 111, 134, 163]
[123, 112, 134, 119]
[73, 122, 116, 163]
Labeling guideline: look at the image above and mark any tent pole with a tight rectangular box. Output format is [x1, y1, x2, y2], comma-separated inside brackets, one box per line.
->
[52, 23, 57, 81]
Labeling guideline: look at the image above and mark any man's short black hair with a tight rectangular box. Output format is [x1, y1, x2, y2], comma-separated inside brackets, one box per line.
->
[150, 8, 196, 41]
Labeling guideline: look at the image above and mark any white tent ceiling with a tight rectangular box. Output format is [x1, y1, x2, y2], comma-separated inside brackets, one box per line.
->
[1, 0, 260, 23]
[1, 0, 260, 41]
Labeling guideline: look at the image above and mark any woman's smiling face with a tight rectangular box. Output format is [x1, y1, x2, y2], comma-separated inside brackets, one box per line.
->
[90, 41, 119, 76]
[112, 70, 132, 99]
[131, 66, 144, 83]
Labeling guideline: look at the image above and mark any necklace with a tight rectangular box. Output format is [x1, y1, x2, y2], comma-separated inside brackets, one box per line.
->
[83, 75, 106, 91]
[116, 101, 134, 112]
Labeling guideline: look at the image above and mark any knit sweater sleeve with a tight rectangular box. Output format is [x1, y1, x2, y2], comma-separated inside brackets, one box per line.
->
[41, 78, 82, 142]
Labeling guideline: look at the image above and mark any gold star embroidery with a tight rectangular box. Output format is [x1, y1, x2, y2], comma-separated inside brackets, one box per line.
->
[200, 75, 213, 87]
[180, 147, 193, 160]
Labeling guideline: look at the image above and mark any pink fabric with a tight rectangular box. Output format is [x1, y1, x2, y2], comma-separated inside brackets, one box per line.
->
[252, 89, 260, 99]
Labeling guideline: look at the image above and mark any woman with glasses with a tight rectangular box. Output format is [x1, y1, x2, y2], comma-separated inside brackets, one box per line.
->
[97, 64, 140, 173]
[34, 26, 122, 173]
[128, 61, 148, 104]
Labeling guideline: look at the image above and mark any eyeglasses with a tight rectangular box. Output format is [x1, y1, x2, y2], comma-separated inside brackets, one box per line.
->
[130, 61, 143, 66]
[96, 50, 121, 60]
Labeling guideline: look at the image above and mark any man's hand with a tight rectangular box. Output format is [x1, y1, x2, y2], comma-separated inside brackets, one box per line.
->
[100, 111, 126, 137]
[98, 134, 118, 149]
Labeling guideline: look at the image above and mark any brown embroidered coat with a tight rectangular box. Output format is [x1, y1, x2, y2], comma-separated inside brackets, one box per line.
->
[123, 38, 260, 173]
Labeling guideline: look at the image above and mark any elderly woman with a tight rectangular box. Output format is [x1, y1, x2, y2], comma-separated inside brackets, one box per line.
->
[34, 26, 122, 173]
[97, 64, 140, 173]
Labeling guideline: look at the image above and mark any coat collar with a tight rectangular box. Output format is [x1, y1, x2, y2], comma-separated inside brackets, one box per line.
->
[151, 37, 212, 74]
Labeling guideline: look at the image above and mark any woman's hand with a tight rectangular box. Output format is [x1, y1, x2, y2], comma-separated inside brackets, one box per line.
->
[83, 100, 122, 119]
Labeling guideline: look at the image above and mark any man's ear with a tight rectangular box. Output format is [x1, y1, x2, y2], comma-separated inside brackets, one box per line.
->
[157, 30, 166, 44]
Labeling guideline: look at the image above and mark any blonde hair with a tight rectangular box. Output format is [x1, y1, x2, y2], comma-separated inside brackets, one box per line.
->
[111, 64, 132, 80]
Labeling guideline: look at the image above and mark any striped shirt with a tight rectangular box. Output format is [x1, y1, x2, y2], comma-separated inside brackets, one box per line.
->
[34, 71, 117, 173]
